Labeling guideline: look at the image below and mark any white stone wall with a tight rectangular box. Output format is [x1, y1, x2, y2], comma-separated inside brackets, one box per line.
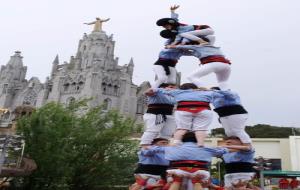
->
[290, 136, 300, 171]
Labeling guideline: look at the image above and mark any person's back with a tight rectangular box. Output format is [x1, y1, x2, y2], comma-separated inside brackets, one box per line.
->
[164, 132, 228, 190]
[165, 143, 227, 162]
[290, 178, 299, 189]
[211, 89, 243, 109]
[131, 138, 169, 190]
[279, 178, 289, 189]
[210, 88, 251, 145]
[156, 83, 215, 146]
[140, 83, 176, 146]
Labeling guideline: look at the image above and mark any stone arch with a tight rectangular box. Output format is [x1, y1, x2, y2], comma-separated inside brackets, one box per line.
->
[103, 98, 112, 110]
[63, 83, 70, 91]
[113, 85, 119, 95]
[71, 82, 76, 91]
[102, 82, 107, 94]
[78, 81, 84, 91]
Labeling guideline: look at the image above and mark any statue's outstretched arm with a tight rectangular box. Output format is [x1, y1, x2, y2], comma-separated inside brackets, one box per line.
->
[101, 18, 110, 22]
[84, 21, 96, 25]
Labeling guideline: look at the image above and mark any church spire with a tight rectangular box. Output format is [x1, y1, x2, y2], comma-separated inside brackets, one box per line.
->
[127, 57, 134, 76]
[129, 57, 134, 66]
[0, 51, 27, 83]
[53, 54, 59, 65]
[7, 51, 24, 68]
[51, 55, 59, 76]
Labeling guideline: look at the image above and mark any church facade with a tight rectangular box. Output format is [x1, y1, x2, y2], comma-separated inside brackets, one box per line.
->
[0, 28, 148, 128]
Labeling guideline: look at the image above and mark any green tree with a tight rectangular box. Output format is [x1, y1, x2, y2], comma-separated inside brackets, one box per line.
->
[11, 102, 138, 190]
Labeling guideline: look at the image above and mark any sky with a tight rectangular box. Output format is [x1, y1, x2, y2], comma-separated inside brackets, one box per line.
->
[1, 0, 300, 127]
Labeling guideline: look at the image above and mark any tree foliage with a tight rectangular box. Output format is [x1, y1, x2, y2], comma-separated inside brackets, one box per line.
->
[11, 102, 138, 190]
[211, 124, 300, 138]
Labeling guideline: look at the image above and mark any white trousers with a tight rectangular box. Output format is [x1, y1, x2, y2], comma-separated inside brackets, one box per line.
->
[224, 172, 255, 187]
[152, 65, 177, 88]
[167, 169, 210, 180]
[220, 114, 251, 143]
[174, 110, 213, 131]
[140, 113, 176, 145]
[187, 62, 231, 90]
[179, 28, 215, 45]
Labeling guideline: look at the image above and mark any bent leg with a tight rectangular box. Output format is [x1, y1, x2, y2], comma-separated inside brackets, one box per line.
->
[220, 114, 251, 144]
[193, 110, 213, 146]
[179, 29, 215, 41]
[187, 64, 215, 88]
[214, 63, 231, 90]
[167, 67, 178, 85]
[140, 113, 164, 145]
[174, 111, 193, 144]
[206, 35, 216, 45]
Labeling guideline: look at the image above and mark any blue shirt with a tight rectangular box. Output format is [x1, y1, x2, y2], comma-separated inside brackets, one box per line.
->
[158, 48, 191, 61]
[210, 90, 243, 109]
[175, 45, 224, 59]
[222, 148, 255, 163]
[156, 89, 215, 103]
[147, 90, 176, 105]
[164, 143, 228, 162]
[138, 146, 170, 166]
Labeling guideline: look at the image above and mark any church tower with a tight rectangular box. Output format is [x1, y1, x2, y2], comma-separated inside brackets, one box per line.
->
[0, 51, 27, 108]
[43, 19, 138, 117]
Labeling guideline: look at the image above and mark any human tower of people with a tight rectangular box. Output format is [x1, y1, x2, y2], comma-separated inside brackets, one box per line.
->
[130, 5, 259, 190]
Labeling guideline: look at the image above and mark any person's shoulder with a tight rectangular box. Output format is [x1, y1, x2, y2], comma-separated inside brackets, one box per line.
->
[203, 146, 227, 151]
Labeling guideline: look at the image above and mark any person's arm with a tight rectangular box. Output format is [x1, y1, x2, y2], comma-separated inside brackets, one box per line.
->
[159, 88, 189, 97]
[84, 21, 96, 25]
[173, 45, 201, 58]
[170, 5, 180, 21]
[144, 88, 156, 96]
[207, 147, 229, 157]
[140, 146, 165, 156]
[100, 18, 110, 22]
[173, 45, 197, 50]
[221, 144, 252, 152]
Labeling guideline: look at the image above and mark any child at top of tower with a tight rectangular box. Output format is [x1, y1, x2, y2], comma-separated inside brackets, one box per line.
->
[156, 5, 215, 46]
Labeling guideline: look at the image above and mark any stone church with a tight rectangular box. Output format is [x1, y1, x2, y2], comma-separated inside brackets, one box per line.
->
[0, 23, 149, 128]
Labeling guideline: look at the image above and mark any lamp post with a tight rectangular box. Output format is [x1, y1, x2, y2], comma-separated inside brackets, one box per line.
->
[214, 158, 223, 186]
[254, 156, 272, 189]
